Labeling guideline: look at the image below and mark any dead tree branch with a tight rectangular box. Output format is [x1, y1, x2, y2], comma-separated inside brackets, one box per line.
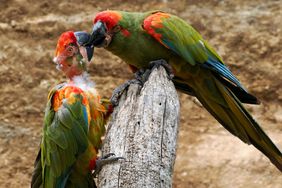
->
[98, 66, 180, 188]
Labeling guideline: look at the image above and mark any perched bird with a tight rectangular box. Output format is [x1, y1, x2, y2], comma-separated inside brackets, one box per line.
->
[82, 10, 282, 171]
[31, 31, 120, 188]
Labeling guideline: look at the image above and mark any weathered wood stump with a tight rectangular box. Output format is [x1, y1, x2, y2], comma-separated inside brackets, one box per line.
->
[98, 66, 180, 188]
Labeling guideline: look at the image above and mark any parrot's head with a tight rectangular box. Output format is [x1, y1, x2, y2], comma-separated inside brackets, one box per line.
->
[87, 11, 127, 48]
[53, 31, 94, 79]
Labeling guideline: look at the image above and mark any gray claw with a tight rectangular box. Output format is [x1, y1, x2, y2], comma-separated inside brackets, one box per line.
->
[134, 69, 145, 79]
[101, 153, 116, 158]
[93, 153, 125, 177]
[110, 79, 143, 106]
[135, 69, 152, 83]
[111, 60, 174, 106]
[149, 59, 174, 79]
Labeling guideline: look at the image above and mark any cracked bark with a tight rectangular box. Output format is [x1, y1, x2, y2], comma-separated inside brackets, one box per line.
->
[97, 66, 180, 188]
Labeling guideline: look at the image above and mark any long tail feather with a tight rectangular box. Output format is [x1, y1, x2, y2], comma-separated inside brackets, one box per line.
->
[215, 74, 260, 105]
[31, 149, 42, 188]
[191, 72, 282, 171]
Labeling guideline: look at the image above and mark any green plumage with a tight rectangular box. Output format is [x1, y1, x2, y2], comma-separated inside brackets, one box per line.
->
[31, 84, 98, 188]
[100, 10, 282, 171]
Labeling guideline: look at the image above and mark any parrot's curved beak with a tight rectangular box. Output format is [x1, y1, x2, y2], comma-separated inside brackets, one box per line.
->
[74, 31, 94, 61]
[89, 21, 111, 48]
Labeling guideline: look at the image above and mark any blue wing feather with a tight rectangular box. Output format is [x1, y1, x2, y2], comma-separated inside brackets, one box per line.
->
[202, 57, 247, 92]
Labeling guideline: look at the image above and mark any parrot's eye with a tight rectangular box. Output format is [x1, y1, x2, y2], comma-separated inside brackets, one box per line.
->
[65, 45, 77, 56]
[68, 47, 73, 51]
[112, 25, 121, 33]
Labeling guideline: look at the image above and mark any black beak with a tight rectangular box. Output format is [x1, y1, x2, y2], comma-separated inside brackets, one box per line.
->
[85, 45, 94, 62]
[74, 31, 94, 61]
[90, 21, 108, 47]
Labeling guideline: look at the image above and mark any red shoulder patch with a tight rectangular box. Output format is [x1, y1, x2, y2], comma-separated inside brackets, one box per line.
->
[143, 12, 170, 46]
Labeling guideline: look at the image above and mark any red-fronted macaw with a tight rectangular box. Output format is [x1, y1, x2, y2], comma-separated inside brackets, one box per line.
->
[31, 31, 120, 188]
[81, 10, 282, 171]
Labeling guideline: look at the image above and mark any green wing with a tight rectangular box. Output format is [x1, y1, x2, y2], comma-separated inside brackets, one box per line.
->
[143, 12, 282, 171]
[32, 85, 90, 188]
[143, 12, 249, 90]
[143, 11, 223, 66]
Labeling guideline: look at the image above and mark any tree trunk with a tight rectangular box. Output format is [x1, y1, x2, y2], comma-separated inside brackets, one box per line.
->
[98, 66, 180, 188]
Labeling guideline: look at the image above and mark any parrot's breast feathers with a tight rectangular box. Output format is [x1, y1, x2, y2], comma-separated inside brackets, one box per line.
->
[71, 73, 97, 95]
[51, 73, 97, 112]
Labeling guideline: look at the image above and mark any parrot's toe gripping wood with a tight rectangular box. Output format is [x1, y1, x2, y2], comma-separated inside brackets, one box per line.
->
[93, 153, 125, 178]
[149, 59, 174, 80]
[134, 68, 152, 84]
[110, 79, 143, 106]
[111, 59, 173, 107]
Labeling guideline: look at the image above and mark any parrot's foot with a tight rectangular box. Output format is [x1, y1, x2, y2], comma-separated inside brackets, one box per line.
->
[93, 153, 125, 177]
[133, 68, 153, 84]
[111, 60, 173, 106]
[111, 79, 142, 106]
[149, 59, 174, 79]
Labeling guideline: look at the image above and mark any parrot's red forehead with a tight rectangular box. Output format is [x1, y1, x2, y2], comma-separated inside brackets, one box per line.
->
[56, 31, 77, 56]
[94, 11, 122, 30]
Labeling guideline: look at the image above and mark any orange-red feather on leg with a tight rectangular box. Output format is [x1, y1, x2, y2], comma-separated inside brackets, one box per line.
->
[128, 64, 138, 73]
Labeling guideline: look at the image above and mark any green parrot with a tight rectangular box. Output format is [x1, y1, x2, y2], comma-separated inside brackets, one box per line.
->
[82, 10, 282, 171]
[31, 31, 121, 188]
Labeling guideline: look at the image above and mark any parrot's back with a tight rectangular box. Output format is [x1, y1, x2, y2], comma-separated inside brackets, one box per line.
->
[98, 10, 282, 171]
[32, 78, 111, 188]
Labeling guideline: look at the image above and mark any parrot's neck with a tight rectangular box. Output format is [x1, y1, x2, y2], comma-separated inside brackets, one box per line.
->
[68, 72, 96, 93]
[105, 12, 173, 68]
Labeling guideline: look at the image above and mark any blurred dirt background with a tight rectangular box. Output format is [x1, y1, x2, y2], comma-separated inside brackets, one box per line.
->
[0, 0, 281, 187]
